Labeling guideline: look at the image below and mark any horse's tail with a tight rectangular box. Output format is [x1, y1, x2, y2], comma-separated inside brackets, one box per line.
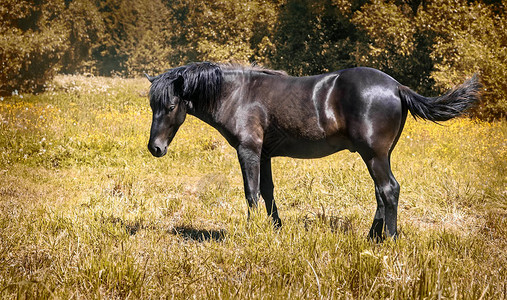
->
[398, 75, 481, 122]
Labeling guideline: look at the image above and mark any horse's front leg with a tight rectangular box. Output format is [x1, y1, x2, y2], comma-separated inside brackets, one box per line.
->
[237, 144, 261, 219]
[260, 157, 282, 228]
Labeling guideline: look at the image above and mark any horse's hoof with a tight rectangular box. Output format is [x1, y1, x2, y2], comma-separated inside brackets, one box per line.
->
[273, 218, 282, 229]
[368, 233, 385, 243]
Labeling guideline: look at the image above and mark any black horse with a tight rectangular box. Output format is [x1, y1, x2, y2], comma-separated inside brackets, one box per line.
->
[146, 62, 480, 240]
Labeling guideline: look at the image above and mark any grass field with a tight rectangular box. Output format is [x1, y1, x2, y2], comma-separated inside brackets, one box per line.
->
[0, 75, 505, 299]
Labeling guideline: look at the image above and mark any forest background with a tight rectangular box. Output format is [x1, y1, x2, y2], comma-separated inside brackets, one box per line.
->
[1, 0, 505, 119]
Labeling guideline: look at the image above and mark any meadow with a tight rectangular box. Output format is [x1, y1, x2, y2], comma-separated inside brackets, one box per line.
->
[0, 75, 505, 299]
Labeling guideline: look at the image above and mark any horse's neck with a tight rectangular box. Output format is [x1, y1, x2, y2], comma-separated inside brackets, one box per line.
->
[187, 75, 236, 127]
[187, 107, 220, 129]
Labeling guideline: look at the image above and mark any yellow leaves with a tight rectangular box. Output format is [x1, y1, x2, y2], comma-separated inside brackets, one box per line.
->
[420, 0, 507, 119]
[349, 0, 505, 119]
[188, 0, 279, 64]
[351, 0, 418, 72]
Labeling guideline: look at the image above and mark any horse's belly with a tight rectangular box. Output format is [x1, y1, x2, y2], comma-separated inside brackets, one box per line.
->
[264, 137, 351, 159]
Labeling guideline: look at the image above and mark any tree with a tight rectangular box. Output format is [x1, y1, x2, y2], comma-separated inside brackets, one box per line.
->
[0, 0, 68, 94]
[166, 0, 281, 65]
[419, 0, 506, 119]
[92, 0, 174, 76]
[270, 0, 359, 76]
[351, 0, 435, 94]
[57, 0, 105, 73]
[1, 0, 504, 119]
[351, 0, 506, 119]
[60, 0, 105, 74]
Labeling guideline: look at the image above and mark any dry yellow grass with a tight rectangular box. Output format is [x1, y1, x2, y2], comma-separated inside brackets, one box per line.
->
[0, 75, 505, 299]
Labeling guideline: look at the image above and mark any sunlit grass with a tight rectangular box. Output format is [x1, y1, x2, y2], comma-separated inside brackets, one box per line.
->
[0, 76, 505, 299]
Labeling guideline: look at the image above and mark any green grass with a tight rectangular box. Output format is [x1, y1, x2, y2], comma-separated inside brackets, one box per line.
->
[0, 75, 505, 299]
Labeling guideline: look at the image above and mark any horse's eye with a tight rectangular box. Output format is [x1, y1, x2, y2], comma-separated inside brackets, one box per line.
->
[168, 105, 176, 112]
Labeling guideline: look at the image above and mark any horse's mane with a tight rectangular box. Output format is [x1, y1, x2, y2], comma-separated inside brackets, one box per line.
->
[149, 62, 287, 113]
[221, 63, 288, 77]
[149, 62, 223, 113]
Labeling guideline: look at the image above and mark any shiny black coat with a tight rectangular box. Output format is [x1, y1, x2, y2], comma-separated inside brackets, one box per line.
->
[147, 63, 480, 240]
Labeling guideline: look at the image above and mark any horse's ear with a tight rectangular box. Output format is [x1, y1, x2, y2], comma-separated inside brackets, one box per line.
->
[144, 73, 156, 83]
[173, 74, 185, 97]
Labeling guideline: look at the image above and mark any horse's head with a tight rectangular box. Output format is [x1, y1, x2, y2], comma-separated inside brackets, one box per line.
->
[146, 63, 223, 157]
[146, 73, 187, 157]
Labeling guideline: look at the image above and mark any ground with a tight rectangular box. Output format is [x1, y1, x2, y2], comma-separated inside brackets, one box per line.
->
[0, 75, 505, 299]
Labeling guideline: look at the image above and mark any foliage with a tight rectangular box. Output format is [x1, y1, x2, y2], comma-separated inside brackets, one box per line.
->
[351, 0, 506, 117]
[419, 0, 507, 120]
[0, 0, 505, 118]
[270, 0, 359, 76]
[351, 0, 435, 94]
[93, 0, 174, 76]
[172, 0, 282, 64]
[0, 0, 69, 95]
[0, 76, 505, 298]
[59, 0, 105, 75]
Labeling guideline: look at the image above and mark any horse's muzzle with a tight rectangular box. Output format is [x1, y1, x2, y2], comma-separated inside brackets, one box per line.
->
[148, 142, 167, 157]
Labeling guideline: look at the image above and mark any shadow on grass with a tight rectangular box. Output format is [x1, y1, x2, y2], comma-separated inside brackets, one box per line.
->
[101, 215, 227, 241]
[302, 213, 354, 234]
[170, 226, 227, 242]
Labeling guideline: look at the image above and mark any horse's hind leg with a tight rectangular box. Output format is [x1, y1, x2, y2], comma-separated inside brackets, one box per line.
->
[361, 153, 400, 241]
